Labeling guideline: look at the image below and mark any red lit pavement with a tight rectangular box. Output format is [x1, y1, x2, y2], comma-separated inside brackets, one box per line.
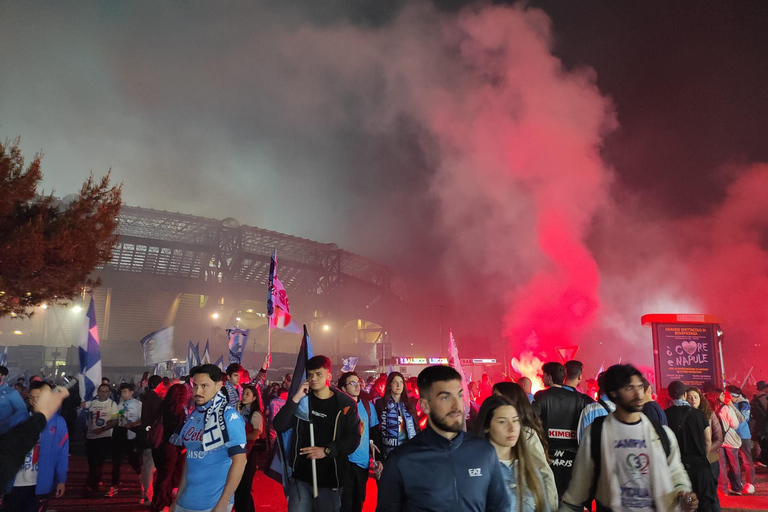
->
[45, 452, 768, 512]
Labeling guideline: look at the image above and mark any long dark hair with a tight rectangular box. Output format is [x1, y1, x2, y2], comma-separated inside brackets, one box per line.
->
[383, 372, 417, 419]
[492, 382, 549, 460]
[687, 387, 713, 419]
[241, 384, 263, 412]
[163, 383, 189, 427]
[475, 395, 546, 512]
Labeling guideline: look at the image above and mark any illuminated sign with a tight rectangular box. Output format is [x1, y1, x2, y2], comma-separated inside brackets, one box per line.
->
[471, 358, 497, 364]
[428, 357, 449, 365]
[398, 357, 427, 365]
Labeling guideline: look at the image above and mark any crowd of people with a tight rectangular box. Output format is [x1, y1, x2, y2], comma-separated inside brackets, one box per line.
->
[1, 356, 767, 511]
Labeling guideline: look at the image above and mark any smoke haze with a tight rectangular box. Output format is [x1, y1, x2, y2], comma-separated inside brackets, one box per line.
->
[2, 1, 768, 380]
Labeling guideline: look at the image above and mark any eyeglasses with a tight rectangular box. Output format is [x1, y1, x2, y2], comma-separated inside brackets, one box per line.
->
[346, 381, 361, 387]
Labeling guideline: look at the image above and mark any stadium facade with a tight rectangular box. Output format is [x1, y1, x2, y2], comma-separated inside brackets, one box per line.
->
[0, 206, 405, 379]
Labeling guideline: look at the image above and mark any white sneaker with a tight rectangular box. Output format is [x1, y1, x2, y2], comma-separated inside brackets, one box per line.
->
[744, 483, 755, 494]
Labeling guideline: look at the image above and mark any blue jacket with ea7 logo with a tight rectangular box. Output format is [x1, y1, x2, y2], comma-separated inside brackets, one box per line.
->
[376, 425, 509, 512]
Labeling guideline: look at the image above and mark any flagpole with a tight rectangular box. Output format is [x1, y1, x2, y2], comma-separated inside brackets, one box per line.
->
[309, 421, 319, 498]
[268, 319, 272, 356]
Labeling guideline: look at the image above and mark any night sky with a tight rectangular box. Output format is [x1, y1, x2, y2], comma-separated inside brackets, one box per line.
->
[2, 1, 767, 376]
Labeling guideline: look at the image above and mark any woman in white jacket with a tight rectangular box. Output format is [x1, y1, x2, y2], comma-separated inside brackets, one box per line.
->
[493, 382, 558, 510]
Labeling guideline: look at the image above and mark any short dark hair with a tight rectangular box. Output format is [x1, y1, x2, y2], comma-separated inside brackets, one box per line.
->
[603, 364, 643, 398]
[29, 380, 51, 391]
[542, 362, 566, 385]
[102, 377, 110, 383]
[726, 385, 743, 396]
[148, 375, 162, 390]
[226, 363, 244, 376]
[190, 364, 224, 383]
[667, 380, 687, 399]
[0, 366, 8, 377]
[98, 383, 111, 392]
[564, 360, 584, 380]
[338, 371, 360, 388]
[120, 382, 135, 392]
[641, 377, 651, 392]
[307, 355, 332, 373]
[417, 365, 462, 397]
[758, 381, 768, 391]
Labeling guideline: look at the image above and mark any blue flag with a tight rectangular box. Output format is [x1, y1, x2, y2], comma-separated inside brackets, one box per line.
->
[187, 341, 201, 369]
[214, 355, 225, 371]
[140, 327, 174, 365]
[226, 328, 249, 364]
[0, 346, 6, 367]
[78, 296, 102, 401]
[202, 340, 211, 364]
[270, 326, 313, 495]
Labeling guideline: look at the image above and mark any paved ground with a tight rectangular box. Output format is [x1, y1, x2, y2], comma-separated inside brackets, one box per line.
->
[44, 446, 768, 512]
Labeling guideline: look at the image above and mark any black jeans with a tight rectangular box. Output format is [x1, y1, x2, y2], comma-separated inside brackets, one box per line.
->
[111, 427, 142, 487]
[151, 441, 185, 512]
[340, 462, 369, 512]
[86, 437, 112, 491]
[234, 448, 260, 512]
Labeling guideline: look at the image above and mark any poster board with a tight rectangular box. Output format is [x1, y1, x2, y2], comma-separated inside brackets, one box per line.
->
[641, 314, 723, 393]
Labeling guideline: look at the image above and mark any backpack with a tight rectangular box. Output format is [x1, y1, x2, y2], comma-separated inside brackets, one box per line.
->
[590, 415, 671, 495]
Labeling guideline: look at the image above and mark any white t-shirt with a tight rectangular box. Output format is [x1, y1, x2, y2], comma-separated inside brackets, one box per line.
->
[118, 398, 142, 440]
[611, 419, 655, 511]
[85, 398, 119, 439]
[14, 442, 40, 487]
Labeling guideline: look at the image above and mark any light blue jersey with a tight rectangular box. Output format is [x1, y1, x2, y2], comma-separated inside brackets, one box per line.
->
[349, 399, 378, 469]
[177, 401, 246, 510]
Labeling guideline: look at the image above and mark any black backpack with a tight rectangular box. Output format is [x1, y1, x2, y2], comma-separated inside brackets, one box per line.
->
[589, 415, 671, 499]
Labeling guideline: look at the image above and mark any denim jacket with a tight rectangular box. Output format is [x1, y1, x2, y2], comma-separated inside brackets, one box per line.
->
[499, 459, 550, 512]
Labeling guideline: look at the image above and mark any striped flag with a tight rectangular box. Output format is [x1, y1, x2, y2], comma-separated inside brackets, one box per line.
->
[78, 296, 102, 401]
[267, 251, 301, 334]
[227, 328, 249, 364]
[214, 355, 225, 371]
[448, 329, 471, 427]
[201, 340, 211, 364]
[187, 341, 201, 369]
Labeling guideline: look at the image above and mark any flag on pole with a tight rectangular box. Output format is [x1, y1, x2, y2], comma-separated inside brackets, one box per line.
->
[214, 355, 225, 371]
[201, 340, 211, 364]
[341, 357, 358, 373]
[387, 364, 393, 376]
[78, 296, 102, 401]
[140, 327, 175, 366]
[267, 251, 301, 334]
[226, 328, 249, 364]
[595, 362, 605, 379]
[187, 341, 201, 369]
[0, 346, 6, 367]
[448, 329, 471, 427]
[268, 325, 314, 494]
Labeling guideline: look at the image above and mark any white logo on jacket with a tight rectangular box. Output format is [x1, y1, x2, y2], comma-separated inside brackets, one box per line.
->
[468, 468, 482, 477]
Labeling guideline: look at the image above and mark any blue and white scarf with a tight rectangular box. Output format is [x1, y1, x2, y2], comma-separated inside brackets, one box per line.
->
[381, 397, 417, 458]
[672, 398, 691, 407]
[172, 392, 231, 451]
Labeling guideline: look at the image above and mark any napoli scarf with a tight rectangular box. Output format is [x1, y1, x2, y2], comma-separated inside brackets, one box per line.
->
[201, 392, 230, 451]
[381, 397, 417, 457]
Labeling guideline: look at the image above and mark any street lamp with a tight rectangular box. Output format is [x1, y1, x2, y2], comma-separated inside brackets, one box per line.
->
[212, 312, 220, 320]
[323, 324, 330, 332]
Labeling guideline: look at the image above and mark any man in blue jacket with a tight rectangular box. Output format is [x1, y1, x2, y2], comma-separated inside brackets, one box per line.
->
[3, 380, 69, 512]
[0, 366, 28, 435]
[376, 365, 509, 512]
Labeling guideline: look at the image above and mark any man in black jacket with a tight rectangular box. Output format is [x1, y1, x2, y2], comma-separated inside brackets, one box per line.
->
[533, 361, 593, 500]
[274, 355, 361, 512]
[137, 375, 162, 505]
[376, 365, 509, 512]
